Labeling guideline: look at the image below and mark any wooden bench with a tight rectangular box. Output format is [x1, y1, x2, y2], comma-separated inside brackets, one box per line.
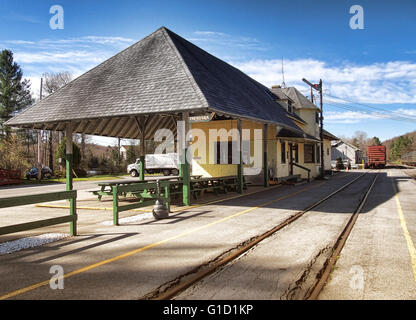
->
[90, 179, 145, 201]
[189, 176, 248, 200]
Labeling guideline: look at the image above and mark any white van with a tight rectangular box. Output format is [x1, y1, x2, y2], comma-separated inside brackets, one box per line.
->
[127, 153, 179, 177]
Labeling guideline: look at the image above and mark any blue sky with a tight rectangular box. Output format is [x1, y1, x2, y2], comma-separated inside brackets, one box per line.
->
[1, 0, 416, 144]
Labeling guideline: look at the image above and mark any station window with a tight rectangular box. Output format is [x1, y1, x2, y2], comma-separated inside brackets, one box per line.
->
[304, 144, 315, 163]
[281, 142, 286, 163]
[215, 141, 236, 164]
[288, 102, 293, 114]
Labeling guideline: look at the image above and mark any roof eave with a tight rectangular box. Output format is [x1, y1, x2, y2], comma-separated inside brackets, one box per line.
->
[206, 106, 305, 135]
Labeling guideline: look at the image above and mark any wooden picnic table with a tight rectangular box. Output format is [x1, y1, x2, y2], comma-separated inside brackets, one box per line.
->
[92, 176, 182, 201]
[91, 174, 249, 225]
[189, 175, 246, 200]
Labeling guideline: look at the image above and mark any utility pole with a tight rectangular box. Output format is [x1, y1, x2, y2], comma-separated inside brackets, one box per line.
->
[302, 78, 325, 179]
[118, 137, 121, 166]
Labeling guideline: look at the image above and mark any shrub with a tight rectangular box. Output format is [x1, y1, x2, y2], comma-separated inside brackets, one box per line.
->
[336, 157, 345, 170]
[0, 134, 30, 174]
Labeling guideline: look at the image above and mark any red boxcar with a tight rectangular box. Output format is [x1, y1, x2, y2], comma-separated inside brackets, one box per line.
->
[367, 145, 386, 168]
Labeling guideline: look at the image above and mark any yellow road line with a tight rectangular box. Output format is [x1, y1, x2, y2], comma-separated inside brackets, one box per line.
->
[392, 181, 416, 283]
[0, 182, 324, 300]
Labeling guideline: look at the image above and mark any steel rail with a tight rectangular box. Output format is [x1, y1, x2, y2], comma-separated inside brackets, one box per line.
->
[143, 170, 375, 300]
[307, 170, 380, 300]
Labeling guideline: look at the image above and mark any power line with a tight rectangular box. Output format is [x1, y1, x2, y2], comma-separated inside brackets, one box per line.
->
[325, 101, 416, 122]
[325, 93, 416, 120]
[325, 100, 416, 123]
[296, 87, 416, 123]
[325, 99, 416, 122]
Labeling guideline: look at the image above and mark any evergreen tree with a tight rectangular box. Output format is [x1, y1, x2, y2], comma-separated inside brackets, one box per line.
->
[0, 50, 33, 136]
[391, 136, 412, 160]
[126, 144, 139, 164]
[55, 138, 82, 169]
[372, 137, 381, 146]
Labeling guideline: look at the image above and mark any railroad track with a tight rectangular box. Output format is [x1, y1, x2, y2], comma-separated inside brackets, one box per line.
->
[140, 170, 380, 300]
[307, 170, 379, 299]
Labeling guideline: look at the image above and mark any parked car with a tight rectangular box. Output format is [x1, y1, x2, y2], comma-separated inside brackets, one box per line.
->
[25, 166, 53, 180]
[127, 153, 180, 177]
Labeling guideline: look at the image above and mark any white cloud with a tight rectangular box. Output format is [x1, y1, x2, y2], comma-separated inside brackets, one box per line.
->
[2, 35, 137, 94]
[189, 31, 264, 52]
[194, 31, 227, 36]
[1, 36, 136, 100]
[396, 108, 416, 116]
[14, 50, 107, 64]
[324, 108, 416, 124]
[232, 59, 416, 104]
[325, 111, 381, 124]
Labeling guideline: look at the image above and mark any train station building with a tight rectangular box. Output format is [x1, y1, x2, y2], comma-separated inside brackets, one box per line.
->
[5, 27, 337, 202]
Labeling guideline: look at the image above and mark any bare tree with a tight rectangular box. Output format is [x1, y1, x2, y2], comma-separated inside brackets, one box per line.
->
[43, 71, 72, 95]
[42, 72, 73, 171]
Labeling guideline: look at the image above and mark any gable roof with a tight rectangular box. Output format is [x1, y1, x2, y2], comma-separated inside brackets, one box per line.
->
[332, 139, 361, 151]
[322, 129, 338, 141]
[6, 27, 301, 137]
[282, 87, 320, 111]
[270, 86, 307, 124]
[270, 86, 294, 103]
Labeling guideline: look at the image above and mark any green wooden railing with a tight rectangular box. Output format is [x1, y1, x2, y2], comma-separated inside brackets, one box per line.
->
[0, 190, 77, 236]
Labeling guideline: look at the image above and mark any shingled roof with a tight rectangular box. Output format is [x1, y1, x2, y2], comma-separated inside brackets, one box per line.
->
[6, 27, 301, 138]
[282, 87, 320, 111]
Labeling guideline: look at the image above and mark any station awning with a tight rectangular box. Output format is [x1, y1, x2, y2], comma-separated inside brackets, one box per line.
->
[6, 27, 303, 139]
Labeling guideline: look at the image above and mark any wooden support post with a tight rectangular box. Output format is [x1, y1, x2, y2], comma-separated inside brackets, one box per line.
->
[237, 119, 243, 194]
[139, 119, 146, 181]
[66, 124, 77, 236]
[264, 123, 269, 187]
[164, 183, 171, 212]
[181, 112, 191, 206]
[134, 116, 148, 181]
[113, 186, 119, 226]
[139, 156, 145, 181]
